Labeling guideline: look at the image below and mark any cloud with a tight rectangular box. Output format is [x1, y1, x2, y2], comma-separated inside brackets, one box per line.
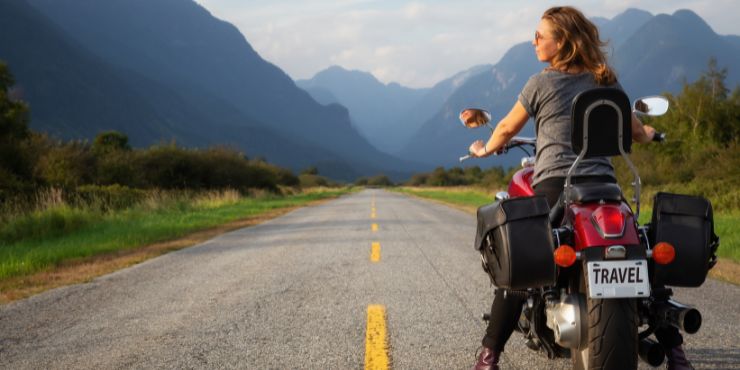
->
[197, 0, 739, 88]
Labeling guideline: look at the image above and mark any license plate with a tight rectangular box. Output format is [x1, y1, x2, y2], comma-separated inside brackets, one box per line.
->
[587, 260, 650, 299]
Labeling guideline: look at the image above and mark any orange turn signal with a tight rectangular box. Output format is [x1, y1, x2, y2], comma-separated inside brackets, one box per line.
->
[652, 242, 676, 265]
[554, 244, 577, 267]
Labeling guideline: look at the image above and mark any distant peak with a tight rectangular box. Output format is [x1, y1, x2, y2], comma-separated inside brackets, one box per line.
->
[672, 9, 715, 34]
[317, 65, 374, 79]
[620, 8, 653, 17]
[610, 8, 653, 22]
[673, 9, 705, 23]
[325, 65, 349, 73]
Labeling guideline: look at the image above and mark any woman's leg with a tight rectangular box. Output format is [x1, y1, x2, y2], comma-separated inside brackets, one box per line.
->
[475, 289, 526, 369]
[481, 289, 527, 351]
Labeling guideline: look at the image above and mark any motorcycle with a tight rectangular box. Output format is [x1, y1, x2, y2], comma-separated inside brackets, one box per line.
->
[459, 87, 719, 369]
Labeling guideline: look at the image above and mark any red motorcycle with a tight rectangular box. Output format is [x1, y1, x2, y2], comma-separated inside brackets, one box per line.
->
[459, 88, 719, 369]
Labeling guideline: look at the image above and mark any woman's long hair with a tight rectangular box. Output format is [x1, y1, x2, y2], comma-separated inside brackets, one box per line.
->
[542, 6, 616, 85]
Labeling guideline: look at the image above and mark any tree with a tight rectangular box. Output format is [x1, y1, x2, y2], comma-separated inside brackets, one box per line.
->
[0, 62, 33, 192]
[92, 131, 131, 155]
[301, 166, 319, 175]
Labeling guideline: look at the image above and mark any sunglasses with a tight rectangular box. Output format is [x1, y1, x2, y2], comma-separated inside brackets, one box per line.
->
[534, 30, 547, 43]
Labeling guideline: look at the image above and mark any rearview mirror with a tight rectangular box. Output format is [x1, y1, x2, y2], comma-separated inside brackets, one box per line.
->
[633, 96, 669, 116]
[459, 108, 492, 128]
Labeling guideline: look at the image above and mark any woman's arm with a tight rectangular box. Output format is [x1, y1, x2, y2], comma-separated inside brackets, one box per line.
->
[631, 112, 656, 143]
[470, 101, 529, 157]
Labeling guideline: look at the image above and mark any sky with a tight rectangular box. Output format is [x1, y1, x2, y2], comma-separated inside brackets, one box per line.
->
[196, 0, 740, 88]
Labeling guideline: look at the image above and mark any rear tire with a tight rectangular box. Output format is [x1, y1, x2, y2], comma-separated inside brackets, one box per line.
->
[571, 265, 639, 370]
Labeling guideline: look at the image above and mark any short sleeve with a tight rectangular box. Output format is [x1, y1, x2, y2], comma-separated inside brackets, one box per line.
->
[612, 80, 625, 92]
[518, 74, 539, 117]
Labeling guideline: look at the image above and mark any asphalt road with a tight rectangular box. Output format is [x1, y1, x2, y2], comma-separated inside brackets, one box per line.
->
[1, 189, 738, 369]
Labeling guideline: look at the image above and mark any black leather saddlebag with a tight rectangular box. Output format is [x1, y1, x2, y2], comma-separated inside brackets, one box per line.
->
[475, 196, 555, 290]
[649, 192, 719, 287]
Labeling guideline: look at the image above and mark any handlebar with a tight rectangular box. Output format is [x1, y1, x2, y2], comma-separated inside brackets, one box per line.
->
[459, 136, 536, 162]
[653, 131, 666, 142]
[460, 132, 665, 162]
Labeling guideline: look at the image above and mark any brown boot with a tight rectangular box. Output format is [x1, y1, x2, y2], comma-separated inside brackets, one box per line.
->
[472, 346, 500, 370]
[665, 345, 694, 370]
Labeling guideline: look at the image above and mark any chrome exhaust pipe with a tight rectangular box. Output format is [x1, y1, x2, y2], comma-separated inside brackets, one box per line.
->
[638, 338, 665, 367]
[654, 300, 702, 334]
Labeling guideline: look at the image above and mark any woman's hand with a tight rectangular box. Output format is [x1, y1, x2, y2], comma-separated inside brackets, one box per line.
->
[643, 124, 656, 141]
[469, 140, 487, 157]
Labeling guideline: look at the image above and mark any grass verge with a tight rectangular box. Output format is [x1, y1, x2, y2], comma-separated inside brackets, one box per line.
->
[0, 188, 353, 303]
[393, 186, 740, 285]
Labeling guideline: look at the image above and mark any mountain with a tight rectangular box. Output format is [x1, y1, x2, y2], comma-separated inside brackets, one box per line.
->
[12, 0, 420, 180]
[393, 64, 494, 152]
[297, 66, 429, 153]
[398, 43, 543, 168]
[0, 0, 368, 180]
[5, 2, 737, 179]
[299, 64, 491, 154]
[612, 9, 740, 98]
[599, 8, 653, 50]
[397, 8, 740, 168]
[0, 0, 184, 145]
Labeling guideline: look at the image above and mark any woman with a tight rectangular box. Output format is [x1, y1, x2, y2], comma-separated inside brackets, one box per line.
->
[468, 6, 693, 370]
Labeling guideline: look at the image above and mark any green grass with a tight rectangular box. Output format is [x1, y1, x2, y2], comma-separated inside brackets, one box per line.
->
[706, 213, 738, 261]
[0, 189, 351, 280]
[395, 186, 739, 263]
[393, 186, 495, 208]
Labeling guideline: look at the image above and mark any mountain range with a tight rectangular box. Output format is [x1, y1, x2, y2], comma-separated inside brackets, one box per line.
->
[1, 1, 738, 179]
[1, 0, 423, 181]
[303, 8, 740, 169]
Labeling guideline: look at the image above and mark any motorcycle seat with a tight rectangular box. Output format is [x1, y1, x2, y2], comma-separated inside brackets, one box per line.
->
[565, 182, 623, 203]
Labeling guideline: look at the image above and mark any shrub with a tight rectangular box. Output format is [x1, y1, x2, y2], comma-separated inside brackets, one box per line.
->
[34, 141, 96, 188]
[71, 184, 147, 212]
[299, 174, 329, 187]
[366, 175, 393, 187]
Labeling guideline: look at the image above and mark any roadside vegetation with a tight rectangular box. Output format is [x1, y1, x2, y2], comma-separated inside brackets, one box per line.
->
[0, 187, 351, 281]
[0, 62, 351, 295]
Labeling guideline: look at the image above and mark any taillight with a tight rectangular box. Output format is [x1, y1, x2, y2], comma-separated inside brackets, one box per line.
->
[554, 244, 577, 267]
[591, 205, 626, 239]
[652, 242, 676, 265]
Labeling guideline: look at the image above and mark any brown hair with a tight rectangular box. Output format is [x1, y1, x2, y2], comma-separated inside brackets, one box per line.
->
[542, 6, 616, 85]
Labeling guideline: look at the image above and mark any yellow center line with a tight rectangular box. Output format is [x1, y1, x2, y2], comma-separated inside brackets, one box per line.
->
[372, 223, 378, 232]
[371, 242, 381, 262]
[365, 305, 389, 370]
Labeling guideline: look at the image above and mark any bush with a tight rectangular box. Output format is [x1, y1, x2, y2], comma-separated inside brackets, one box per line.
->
[71, 184, 147, 212]
[299, 174, 330, 187]
[406, 173, 429, 186]
[404, 165, 510, 189]
[92, 131, 131, 155]
[366, 175, 393, 187]
[134, 145, 282, 191]
[95, 150, 137, 186]
[35, 141, 96, 188]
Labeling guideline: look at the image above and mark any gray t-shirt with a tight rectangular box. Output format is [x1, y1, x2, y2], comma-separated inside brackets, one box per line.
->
[518, 70, 619, 186]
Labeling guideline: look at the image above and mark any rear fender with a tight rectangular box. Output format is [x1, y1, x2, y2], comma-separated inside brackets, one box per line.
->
[568, 202, 640, 251]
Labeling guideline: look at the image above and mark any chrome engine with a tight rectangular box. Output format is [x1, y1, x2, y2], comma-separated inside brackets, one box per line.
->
[545, 292, 586, 349]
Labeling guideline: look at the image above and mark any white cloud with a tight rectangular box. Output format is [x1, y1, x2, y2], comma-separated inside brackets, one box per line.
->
[196, 0, 740, 88]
